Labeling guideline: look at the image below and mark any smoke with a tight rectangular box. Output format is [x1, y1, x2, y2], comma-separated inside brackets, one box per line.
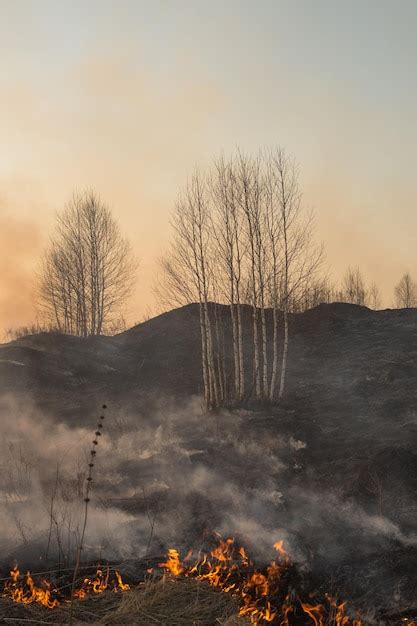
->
[0, 213, 43, 333]
[1, 391, 415, 578]
[0, 394, 135, 561]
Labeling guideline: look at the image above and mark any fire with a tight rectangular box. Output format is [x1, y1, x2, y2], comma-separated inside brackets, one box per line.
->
[273, 540, 290, 566]
[115, 570, 130, 591]
[2, 565, 130, 608]
[158, 536, 364, 625]
[3, 565, 60, 609]
[159, 548, 184, 576]
[2, 541, 415, 625]
[74, 567, 110, 598]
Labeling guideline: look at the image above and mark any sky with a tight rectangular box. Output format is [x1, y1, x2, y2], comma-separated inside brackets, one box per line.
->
[1, 0, 417, 331]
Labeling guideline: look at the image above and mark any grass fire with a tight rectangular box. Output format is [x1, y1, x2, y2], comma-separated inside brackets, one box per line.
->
[3, 535, 412, 625]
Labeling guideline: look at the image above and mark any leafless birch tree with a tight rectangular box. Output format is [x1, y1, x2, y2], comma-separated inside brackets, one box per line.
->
[340, 267, 368, 306]
[236, 152, 265, 400]
[38, 191, 135, 336]
[163, 173, 221, 408]
[210, 155, 246, 401]
[158, 147, 323, 407]
[268, 148, 323, 400]
[264, 156, 283, 401]
[394, 273, 416, 308]
[368, 282, 381, 310]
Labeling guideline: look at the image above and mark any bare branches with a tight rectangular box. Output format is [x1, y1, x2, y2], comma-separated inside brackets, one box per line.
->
[340, 267, 368, 306]
[158, 147, 324, 407]
[37, 191, 136, 336]
[263, 147, 323, 400]
[394, 273, 416, 308]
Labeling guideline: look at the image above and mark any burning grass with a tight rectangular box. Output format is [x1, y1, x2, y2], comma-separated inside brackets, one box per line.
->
[156, 537, 364, 625]
[1, 536, 416, 624]
[0, 576, 246, 625]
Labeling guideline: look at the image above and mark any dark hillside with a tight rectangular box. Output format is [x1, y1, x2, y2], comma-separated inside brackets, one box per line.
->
[1, 303, 417, 619]
[2, 302, 417, 429]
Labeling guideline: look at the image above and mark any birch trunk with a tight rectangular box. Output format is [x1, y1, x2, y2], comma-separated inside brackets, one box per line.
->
[204, 301, 219, 408]
[261, 305, 268, 398]
[252, 305, 261, 398]
[199, 301, 211, 407]
[269, 303, 278, 401]
[214, 304, 225, 403]
[230, 303, 240, 399]
[237, 302, 245, 400]
[278, 306, 289, 399]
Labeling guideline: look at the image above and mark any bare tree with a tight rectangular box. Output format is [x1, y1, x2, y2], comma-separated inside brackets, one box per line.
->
[164, 173, 220, 408]
[233, 151, 280, 402]
[155, 251, 198, 310]
[291, 275, 335, 312]
[210, 155, 246, 401]
[368, 282, 381, 310]
[269, 148, 323, 400]
[158, 147, 323, 407]
[38, 191, 136, 336]
[264, 155, 282, 401]
[394, 273, 416, 308]
[340, 267, 368, 306]
[236, 151, 266, 400]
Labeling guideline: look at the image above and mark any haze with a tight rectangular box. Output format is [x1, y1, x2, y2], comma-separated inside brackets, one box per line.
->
[1, 0, 417, 330]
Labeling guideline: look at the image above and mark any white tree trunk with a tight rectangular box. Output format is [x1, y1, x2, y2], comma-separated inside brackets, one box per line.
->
[278, 307, 289, 400]
[237, 302, 245, 400]
[204, 301, 219, 408]
[214, 304, 225, 403]
[230, 303, 240, 400]
[269, 304, 278, 401]
[199, 301, 210, 407]
[252, 305, 261, 398]
[261, 306, 268, 398]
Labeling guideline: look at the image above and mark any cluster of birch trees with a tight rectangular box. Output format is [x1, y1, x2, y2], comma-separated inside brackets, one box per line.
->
[29, 166, 417, 375]
[159, 148, 323, 409]
[38, 191, 135, 336]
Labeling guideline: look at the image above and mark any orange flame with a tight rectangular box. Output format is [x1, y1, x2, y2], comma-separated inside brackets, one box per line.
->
[2, 541, 413, 625]
[3, 566, 60, 609]
[114, 570, 130, 591]
[158, 537, 364, 626]
[158, 548, 184, 576]
[2, 565, 130, 608]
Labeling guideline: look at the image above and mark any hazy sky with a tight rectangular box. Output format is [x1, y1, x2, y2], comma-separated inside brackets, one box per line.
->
[1, 0, 417, 330]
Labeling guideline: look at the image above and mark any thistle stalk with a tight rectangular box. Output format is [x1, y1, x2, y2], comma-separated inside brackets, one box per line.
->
[69, 404, 106, 625]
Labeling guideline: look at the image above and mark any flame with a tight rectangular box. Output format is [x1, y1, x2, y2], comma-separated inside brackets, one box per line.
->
[273, 541, 290, 566]
[114, 570, 130, 591]
[1, 542, 415, 625]
[3, 565, 60, 609]
[158, 548, 184, 576]
[74, 566, 109, 598]
[158, 536, 364, 625]
[2, 565, 130, 608]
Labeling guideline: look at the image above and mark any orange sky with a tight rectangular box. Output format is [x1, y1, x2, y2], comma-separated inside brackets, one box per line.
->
[1, 1, 417, 332]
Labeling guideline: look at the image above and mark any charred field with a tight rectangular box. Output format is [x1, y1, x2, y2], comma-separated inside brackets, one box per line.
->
[0, 302, 416, 624]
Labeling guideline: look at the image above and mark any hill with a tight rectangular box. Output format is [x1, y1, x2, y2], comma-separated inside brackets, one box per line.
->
[1, 302, 417, 426]
[1, 302, 416, 620]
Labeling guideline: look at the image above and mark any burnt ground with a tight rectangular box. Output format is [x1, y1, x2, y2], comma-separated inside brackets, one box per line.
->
[0, 302, 416, 621]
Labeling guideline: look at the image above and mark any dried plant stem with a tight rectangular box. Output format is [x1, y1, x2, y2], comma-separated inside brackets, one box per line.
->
[45, 462, 60, 563]
[68, 404, 106, 625]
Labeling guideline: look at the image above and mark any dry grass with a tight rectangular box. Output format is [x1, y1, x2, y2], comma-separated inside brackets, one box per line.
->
[94, 576, 247, 625]
[0, 576, 251, 625]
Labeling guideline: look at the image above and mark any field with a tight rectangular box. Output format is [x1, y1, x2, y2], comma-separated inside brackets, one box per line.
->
[0, 303, 416, 624]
